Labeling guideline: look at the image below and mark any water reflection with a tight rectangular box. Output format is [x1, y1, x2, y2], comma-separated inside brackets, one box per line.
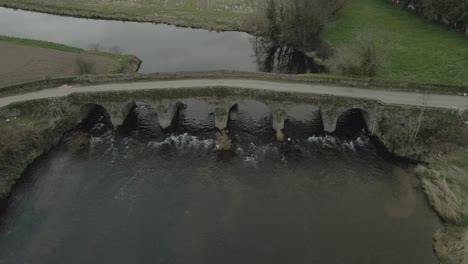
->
[0, 7, 328, 75]
[253, 37, 326, 74]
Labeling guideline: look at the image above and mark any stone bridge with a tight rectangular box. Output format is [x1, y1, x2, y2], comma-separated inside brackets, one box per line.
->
[78, 96, 381, 139]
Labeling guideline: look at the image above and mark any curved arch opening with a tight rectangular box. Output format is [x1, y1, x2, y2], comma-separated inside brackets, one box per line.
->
[118, 102, 163, 140]
[334, 108, 369, 139]
[284, 105, 324, 139]
[171, 99, 216, 138]
[227, 100, 275, 144]
[79, 104, 113, 136]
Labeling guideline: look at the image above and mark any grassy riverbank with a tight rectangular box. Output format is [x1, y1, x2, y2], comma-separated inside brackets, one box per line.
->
[416, 149, 468, 264]
[0, 0, 255, 32]
[0, 36, 141, 87]
[324, 0, 468, 86]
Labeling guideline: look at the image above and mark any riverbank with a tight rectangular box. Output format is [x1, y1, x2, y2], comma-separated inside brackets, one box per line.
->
[0, 114, 75, 201]
[416, 149, 468, 264]
[0, 36, 141, 87]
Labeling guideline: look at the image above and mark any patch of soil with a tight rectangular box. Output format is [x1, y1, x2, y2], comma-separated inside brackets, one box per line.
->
[0, 41, 121, 87]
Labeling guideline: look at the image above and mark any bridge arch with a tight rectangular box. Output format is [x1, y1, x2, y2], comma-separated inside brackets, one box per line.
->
[118, 102, 162, 139]
[334, 108, 371, 138]
[227, 100, 273, 127]
[227, 100, 275, 143]
[284, 105, 324, 138]
[171, 99, 216, 135]
[79, 103, 113, 135]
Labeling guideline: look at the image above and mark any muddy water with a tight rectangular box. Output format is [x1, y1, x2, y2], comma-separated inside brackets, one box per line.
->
[0, 100, 439, 264]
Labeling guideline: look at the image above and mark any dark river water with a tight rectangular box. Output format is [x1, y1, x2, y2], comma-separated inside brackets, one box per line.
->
[0, 7, 320, 74]
[0, 100, 439, 264]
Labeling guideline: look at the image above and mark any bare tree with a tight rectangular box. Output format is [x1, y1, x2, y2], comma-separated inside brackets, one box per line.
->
[326, 30, 391, 77]
[256, 0, 347, 50]
[414, 92, 430, 140]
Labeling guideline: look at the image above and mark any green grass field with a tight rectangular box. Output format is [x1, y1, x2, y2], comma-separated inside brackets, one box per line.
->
[324, 0, 468, 85]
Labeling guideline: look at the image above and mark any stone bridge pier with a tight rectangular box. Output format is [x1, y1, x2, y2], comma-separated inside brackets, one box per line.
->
[269, 104, 292, 141]
[210, 100, 237, 131]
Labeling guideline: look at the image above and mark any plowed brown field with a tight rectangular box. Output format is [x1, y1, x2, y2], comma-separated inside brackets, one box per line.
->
[0, 41, 121, 87]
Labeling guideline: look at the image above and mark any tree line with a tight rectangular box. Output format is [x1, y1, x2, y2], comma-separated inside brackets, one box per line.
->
[391, 0, 468, 33]
[255, 0, 347, 50]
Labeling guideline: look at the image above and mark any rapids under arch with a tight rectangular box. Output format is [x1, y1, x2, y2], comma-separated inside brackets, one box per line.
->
[227, 100, 275, 143]
[170, 99, 216, 137]
[79, 103, 113, 136]
[283, 105, 324, 139]
[118, 102, 163, 139]
[334, 108, 370, 138]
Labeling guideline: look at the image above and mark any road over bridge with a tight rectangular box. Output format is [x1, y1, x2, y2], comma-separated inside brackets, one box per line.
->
[1, 79, 467, 110]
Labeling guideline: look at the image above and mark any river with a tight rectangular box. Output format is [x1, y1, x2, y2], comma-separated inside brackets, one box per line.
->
[0, 99, 440, 263]
[0, 7, 321, 74]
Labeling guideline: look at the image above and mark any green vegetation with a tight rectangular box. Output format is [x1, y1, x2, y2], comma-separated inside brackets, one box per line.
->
[324, 0, 468, 85]
[0, 0, 255, 31]
[0, 35, 83, 53]
[326, 30, 389, 77]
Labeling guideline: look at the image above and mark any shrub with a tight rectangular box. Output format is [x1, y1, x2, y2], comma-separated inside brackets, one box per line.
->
[75, 57, 96, 75]
[326, 30, 390, 77]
